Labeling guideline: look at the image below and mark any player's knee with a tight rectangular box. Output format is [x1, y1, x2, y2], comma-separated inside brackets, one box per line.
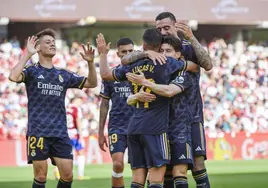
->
[172, 165, 188, 177]
[35, 174, 47, 182]
[60, 171, 73, 182]
[193, 156, 205, 172]
[113, 160, 124, 172]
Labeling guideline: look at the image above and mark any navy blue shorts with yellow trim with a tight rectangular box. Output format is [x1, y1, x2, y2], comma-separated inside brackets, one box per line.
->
[27, 136, 73, 166]
[108, 131, 127, 155]
[191, 122, 207, 159]
[127, 133, 170, 169]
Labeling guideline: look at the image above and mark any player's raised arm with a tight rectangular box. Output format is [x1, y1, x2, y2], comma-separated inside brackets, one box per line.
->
[96, 33, 114, 80]
[121, 50, 166, 65]
[9, 36, 39, 82]
[80, 42, 97, 88]
[176, 21, 213, 71]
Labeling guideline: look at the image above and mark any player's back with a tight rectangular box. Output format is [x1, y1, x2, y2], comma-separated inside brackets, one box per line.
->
[124, 57, 187, 135]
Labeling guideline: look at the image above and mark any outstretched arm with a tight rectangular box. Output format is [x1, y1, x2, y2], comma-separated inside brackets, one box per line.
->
[96, 33, 114, 81]
[9, 36, 39, 82]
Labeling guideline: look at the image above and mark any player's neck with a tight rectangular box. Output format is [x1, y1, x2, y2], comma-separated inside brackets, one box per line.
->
[39, 55, 53, 69]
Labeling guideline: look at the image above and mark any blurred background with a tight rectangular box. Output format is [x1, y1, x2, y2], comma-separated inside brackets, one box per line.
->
[0, 0, 267, 187]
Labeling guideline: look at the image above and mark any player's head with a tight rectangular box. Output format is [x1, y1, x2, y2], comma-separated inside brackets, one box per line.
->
[155, 12, 177, 37]
[160, 36, 182, 59]
[142, 28, 162, 51]
[35, 28, 56, 58]
[116, 38, 134, 59]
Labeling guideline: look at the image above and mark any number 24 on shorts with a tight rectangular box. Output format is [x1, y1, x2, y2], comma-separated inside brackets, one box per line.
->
[28, 136, 44, 150]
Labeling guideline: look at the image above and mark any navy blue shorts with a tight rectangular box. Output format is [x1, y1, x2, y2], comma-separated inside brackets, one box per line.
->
[108, 132, 127, 155]
[169, 124, 193, 169]
[191, 122, 207, 159]
[27, 136, 73, 166]
[127, 133, 170, 169]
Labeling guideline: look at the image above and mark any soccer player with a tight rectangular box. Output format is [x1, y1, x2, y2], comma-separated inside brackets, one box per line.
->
[155, 12, 212, 188]
[98, 38, 138, 188]
[155, 12, 213, 71]
[127, 36, 194, 188]
[96, 29, 198, 188]
[8, 28, 97, 188]
[126, 12, 212, 188]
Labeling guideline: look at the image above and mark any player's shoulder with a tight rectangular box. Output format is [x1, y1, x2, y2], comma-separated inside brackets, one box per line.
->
[24, 62, 38, 70]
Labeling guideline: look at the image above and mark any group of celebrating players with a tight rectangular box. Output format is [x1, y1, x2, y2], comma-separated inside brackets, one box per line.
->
[9, 11, 213, 188]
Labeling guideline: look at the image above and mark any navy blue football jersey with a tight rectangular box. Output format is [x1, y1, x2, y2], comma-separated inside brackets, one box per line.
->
[181, 41, 204, 123]
[113, 57, 188, 135]
[20, 63, 86, 137]
[100, 67, 134, 135]
[168, 71, 195, 138]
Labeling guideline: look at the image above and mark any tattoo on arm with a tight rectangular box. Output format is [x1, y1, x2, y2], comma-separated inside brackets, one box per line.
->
[122, 51, 147, 65]
[191, 36, 213, 71]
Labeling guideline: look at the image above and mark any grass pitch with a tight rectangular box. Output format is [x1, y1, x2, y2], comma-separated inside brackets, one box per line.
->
[0, 160, 267, 188]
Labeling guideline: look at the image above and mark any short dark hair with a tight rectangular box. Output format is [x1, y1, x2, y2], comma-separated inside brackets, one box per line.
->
[155, 12, 176, 22]
[143, 28, 162, 49]
[162, 36, 182, 52]
[35, 28, 56, 39]
[117, 38, 134, 47]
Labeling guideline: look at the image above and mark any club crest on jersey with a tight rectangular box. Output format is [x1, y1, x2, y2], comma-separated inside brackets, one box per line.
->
[59, 75, 64, 83]
[176, 76, 184, 84]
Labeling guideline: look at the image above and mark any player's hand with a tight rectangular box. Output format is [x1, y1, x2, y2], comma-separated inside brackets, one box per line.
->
[145, 50, 167, 65]
[126, 69, 146, 85]
[98, 134, 108, 152]
[96, 33, 111, 55]
[26, 36, 40, 56]
[80, 42, 95, 63]
[135, 86, 156, 103]
[175, 21, 194, 40]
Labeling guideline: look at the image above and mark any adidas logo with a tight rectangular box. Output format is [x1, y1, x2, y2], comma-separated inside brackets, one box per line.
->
[195, 146, 202, 151]
[38, 75, 44, 79]
[179, 155, 186, 159]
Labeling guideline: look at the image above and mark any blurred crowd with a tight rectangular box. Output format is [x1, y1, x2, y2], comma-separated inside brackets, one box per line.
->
[0, 37, 267, 140]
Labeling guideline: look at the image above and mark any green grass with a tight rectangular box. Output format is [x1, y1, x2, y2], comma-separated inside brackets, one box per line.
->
[0, 160, 268, 188]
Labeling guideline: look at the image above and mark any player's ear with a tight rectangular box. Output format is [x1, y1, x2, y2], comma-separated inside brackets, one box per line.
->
[175, 51, 181, 59]
[116, 51, 120, 58]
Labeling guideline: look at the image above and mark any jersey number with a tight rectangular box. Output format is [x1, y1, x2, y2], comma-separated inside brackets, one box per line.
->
[109, 134, 118, 144]
[132, 78, 155, 108]
[29, 136, 44, 150]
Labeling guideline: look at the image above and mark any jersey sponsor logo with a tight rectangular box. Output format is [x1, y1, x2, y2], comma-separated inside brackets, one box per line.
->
[114, 86, 131, 98]
[37, 82, 63, 96]
[38, 75, 45, 79]
[58, 74, 64, 82]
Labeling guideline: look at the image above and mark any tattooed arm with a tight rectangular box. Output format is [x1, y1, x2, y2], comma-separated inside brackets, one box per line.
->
[176, 21, 213, 71]
[190, 35, 213, 71]
[121, 51, 147, 65]
[121, 50, 167, 65]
